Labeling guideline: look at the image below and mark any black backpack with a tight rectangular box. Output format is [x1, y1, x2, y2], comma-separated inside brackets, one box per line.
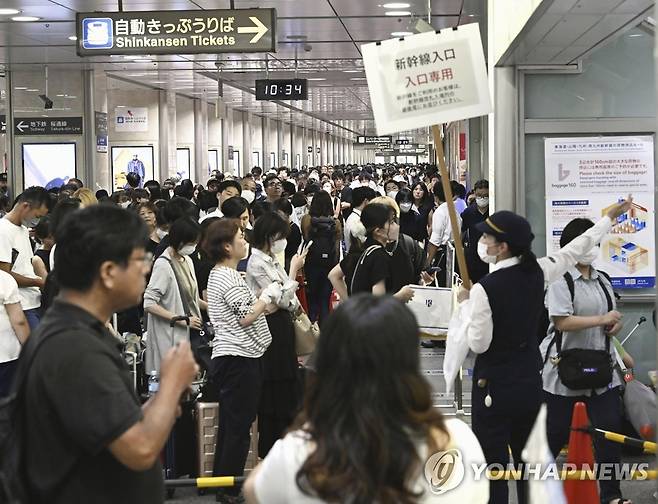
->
[0, 321, 72, 503]
[307, 216, 338, 269]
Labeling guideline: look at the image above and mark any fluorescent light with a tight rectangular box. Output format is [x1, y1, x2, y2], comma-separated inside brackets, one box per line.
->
[391, 31, 413, 37]
[343, 70, 361, 73]
[11, 15, 40, 21]
[14, 86, 27, 90]
[132, 58, 153, 63]
[350, 78, 367, 81]
[382, 2, 410, 8]
[0, 8, 20, 15]
[68, 35, 77, 41]
[25, 88, 39, 92]
[385, 11, 411, 16]
[307, 78, 326, 81]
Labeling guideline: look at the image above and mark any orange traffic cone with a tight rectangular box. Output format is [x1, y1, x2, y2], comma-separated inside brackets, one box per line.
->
[564, 401, 599, 504]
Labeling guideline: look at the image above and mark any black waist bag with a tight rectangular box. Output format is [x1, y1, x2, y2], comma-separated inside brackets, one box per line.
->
[544, 273, 614, 391]
[557, 348, 613, 390]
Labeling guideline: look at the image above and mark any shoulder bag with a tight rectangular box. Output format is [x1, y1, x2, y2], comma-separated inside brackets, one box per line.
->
[549, 273, 615, 390]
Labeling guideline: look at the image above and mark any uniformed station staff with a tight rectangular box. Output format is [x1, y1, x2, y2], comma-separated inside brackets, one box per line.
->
[460, 196, 632, 504]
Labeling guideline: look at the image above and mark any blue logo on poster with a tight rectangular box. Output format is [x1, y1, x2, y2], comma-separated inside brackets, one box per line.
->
[82, 18, 113, 49]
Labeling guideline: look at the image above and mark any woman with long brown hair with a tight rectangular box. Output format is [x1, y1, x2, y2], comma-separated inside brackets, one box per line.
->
[244, 295, 488, 504]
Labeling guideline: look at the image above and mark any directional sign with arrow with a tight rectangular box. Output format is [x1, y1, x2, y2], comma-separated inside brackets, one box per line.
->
[237, 16, 268, 43]
[14, 117, 83, 136]
[76, 8, 276, 56]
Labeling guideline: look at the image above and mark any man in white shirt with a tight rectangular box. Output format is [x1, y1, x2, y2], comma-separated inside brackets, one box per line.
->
[426, 181, 460, 286]
[0, 186, 50, 330]
[343, 187, 376, 253]
[200, 180, 241, 223]
[0, 269, 30, 396]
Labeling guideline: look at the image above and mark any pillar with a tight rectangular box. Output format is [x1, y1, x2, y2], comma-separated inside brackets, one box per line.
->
[194, 97, 209, 183]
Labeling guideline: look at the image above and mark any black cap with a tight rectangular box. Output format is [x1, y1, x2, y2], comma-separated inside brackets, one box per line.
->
[476, 210, 534, 248]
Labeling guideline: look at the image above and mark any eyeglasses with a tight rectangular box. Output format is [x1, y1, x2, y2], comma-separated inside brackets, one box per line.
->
[268, 183, 283, 188]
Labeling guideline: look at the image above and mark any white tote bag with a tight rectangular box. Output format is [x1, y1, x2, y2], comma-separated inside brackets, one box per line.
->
[407, 285, 453, 336]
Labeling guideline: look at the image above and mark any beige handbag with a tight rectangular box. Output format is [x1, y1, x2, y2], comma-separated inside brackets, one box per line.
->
[293, 309, 320, 356]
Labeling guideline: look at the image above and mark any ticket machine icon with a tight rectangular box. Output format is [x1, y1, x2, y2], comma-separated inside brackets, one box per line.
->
[82, 18, 113, 49]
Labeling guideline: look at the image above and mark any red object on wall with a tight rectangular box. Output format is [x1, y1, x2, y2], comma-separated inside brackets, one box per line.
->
[459, 132, 466, 161]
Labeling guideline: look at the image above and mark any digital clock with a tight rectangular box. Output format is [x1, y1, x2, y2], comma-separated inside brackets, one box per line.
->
[255, 79, 308, 100]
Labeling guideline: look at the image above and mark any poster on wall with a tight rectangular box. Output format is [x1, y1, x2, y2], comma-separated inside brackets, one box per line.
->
[111, 145, 154, 189]
[114, 107, 148, 132]
[176, 148, 191, 181]
[208, 149, 219, 176]
[22, 143, 76, 189]
[545, 136, 655, 289]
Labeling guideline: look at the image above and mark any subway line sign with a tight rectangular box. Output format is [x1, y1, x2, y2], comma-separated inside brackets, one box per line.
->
[76, 9, 276, 56]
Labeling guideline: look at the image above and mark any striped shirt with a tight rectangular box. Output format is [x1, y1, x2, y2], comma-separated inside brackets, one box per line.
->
[207, 266, 272, 359]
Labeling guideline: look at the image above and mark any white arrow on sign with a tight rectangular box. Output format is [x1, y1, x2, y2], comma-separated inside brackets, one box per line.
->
[237, 16, 268, 43]
[16, 120, 28, 133]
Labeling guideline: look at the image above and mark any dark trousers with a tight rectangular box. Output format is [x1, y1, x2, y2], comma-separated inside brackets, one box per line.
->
[545, 387, 623, 503]
[305, 266, 333, 323]
[472, 380, 541, 504]
[211, 356, 263, 495]
[0, 359, 18, 397]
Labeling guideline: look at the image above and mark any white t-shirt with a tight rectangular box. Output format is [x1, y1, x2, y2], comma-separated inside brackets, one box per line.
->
[0, 270, 22, 363]
[0, 217, 41, 310]
[429, 203, 460, 248]
[253, 418, 489, 503]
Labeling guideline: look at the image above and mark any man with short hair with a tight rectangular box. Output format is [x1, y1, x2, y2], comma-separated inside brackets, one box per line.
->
[200, 180, 242, 223]
[263, 175, 283, 204]
[0, 187, 50, 329]
[461, 179, 490, 283]
[19, 205, 198, 503]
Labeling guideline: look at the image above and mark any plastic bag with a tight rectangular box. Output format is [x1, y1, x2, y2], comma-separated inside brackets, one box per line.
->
[444, 298, 472, 394]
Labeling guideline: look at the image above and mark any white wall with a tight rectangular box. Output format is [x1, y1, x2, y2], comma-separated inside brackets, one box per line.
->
[175, 95, 195, 180]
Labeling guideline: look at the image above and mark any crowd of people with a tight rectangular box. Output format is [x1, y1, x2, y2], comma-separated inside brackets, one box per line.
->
[0, 161, 635, 504]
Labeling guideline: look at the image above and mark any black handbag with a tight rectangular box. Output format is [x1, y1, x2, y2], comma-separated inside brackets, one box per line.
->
[546, 274, 614, 390]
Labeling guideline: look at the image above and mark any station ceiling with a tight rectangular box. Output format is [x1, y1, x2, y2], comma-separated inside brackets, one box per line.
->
[0, 0, 483, 138]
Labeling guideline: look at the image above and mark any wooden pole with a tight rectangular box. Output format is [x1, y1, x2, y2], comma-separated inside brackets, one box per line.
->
[431, 124, 472, 289]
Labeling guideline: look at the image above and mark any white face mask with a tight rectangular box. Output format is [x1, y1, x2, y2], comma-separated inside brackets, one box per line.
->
[119, 201, 130, 209]
[399, 202, 412, 213]
[270, 238, 287, 254]
[476, 196, 489, 208]
[178, 244, 196, 256]
[477, 240, 499, 264]
[387, 190, 398, 200]
[156, 228, 168, 239]
[579, 247, 599, 266]
[242, 189, 255, 204]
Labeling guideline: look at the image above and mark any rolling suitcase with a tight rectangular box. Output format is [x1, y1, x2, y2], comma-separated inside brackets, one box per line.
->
[195, 401, 259, 495]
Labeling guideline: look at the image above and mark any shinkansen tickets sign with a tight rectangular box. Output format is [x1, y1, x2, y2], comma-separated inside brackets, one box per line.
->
[76, 9, 276, 56]
[362, 23, 491, 135]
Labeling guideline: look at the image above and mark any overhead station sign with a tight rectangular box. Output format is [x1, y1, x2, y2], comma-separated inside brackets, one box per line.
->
[76, 8, 276, 56]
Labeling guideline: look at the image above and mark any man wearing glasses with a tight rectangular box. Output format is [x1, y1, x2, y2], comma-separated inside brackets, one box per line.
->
[263, 175, 283, 204]
[15, 206, 198, 504]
